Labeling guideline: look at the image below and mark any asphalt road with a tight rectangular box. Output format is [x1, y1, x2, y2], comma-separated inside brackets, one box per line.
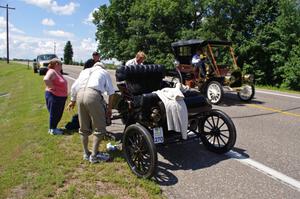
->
[32, 63, 300, 199]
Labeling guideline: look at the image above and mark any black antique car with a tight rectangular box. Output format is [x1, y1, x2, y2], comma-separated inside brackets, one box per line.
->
[171, 39, 255, 104]
[113, 64, 237, 178]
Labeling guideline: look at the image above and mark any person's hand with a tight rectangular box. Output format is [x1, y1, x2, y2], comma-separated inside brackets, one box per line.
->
[67, 101, 76, 111]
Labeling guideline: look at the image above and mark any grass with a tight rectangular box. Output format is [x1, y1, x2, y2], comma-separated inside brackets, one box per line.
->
[0, 61, 163, 199]
[256, 84, 300, 94]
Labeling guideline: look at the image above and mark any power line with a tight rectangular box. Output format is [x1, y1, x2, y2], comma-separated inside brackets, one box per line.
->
[0, 4, 15, 64]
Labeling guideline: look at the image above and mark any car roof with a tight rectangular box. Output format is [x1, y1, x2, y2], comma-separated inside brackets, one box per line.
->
[171, 39, 232, 48]
[38, 54, 57, 56]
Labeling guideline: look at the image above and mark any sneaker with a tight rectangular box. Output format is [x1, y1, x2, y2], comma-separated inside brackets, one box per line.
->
[48, 128, 63, 135]
[83, 151, 91, 161]
[89, 152, 110, 163]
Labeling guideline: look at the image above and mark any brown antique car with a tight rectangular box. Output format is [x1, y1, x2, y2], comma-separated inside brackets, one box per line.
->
[170, 39, 255, 104]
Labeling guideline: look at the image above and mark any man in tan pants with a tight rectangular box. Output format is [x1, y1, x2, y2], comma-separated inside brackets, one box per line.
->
[68, 61, 115, 163]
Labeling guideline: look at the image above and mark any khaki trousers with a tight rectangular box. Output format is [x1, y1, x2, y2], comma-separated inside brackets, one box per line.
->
[77, 88, 106, 136]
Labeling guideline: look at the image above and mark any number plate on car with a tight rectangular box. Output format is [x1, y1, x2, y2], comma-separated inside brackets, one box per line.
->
[153, 127, 164, 144]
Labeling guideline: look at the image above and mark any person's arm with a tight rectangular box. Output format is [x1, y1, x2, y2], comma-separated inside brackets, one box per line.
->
[104, 71, 116, 117]
[106, 94, 114, 118]
[43, 69, 55, 89]
[67, 70, 85, 110]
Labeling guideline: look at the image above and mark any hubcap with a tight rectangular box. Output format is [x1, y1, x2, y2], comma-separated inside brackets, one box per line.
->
[240, 85, 252, 99]
[208, 84, 221, 103]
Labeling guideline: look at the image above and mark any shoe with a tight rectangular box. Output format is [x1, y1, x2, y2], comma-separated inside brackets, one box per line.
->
[48, 128, 63, 135]
[83, 151, 91, 161]
[89, 152, 110, 163]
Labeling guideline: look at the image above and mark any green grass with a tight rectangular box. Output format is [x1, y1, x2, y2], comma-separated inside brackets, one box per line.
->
[0, 61, 163, 199]
[256, 84, 300, 94]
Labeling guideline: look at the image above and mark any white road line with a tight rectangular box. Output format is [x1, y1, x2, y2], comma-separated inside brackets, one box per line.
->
[64, 75, 76, 81]
[226, 150, 300, 191]
[256, 90, 300, 99]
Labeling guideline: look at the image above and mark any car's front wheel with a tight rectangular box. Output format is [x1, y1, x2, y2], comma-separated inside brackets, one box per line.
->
[123, 124, 157, 179]
[238, 84, 255, 102]
[206, 81, 223, 105]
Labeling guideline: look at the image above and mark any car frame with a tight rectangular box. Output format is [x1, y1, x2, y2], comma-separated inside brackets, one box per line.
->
[171, 39, 255, 104]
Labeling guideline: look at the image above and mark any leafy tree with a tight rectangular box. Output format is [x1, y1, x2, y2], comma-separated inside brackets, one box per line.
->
[64, 41, 73, 64]
[93, 0, 300, 90]
[94, 0, 194, 66]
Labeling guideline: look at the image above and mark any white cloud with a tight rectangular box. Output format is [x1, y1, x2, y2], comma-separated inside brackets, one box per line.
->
[42, 18, 55, 26]
[72, 38, 98, 62]
[44, 30, 74, 38]
[83, 8, 98, 25]
[0, 18, 96, 61]
[23, 0, 79, 15]
[0, 17, 24, 34]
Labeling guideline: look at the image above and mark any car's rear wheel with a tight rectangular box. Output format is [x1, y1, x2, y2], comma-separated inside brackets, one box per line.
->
[123, 124, 157, 179]
[206, 81, 223, 104]
[238, 84, 255, 102]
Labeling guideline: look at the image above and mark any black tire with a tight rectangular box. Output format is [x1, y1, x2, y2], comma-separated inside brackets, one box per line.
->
[198, 109, 236, 154]
[206, 81, 223, 105]
[123, 124, 157, 179]
[238, 85, 255, 102]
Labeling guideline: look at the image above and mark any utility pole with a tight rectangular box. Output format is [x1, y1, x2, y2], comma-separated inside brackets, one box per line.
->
[0, 4, 15, 64]
[54, 41, 56, 54]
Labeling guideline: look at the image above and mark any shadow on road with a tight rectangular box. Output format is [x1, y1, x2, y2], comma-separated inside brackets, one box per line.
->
[216, 93, 265, 107]
[154, 140, 248, 186]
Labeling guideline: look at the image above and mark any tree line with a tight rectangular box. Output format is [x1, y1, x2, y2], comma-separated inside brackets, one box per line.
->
[92, 0, 300, 90]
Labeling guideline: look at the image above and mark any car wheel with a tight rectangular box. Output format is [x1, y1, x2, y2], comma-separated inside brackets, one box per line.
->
[206, 81, 223, 105]
[123, 124, 157, 179]
[197, 109, 236, 154]
[238, 84, 255, 102]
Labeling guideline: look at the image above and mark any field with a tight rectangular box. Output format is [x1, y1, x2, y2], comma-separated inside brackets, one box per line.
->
[0, 61, 162, 199]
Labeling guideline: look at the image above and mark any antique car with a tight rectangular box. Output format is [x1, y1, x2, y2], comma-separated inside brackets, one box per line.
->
[114, 64, 236, 178]
[170, 39, 255, 104]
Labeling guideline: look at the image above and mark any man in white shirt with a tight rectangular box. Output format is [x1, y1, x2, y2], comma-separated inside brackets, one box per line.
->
[67, 62, 115, 163]
[125, 51, 146, 66]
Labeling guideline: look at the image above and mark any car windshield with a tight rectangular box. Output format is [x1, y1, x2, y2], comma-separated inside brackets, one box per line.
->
[210, 46, 234, 68]
[38, 54, 57, 61]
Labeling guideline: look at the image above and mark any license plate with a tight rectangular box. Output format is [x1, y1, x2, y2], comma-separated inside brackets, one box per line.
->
[153, 127, 164, 144]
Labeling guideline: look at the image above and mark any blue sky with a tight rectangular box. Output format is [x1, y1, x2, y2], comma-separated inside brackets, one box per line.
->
[0, 0, 109, 62]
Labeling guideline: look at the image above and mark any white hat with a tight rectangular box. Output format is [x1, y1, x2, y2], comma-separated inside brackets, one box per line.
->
[93, 62, 106, 69]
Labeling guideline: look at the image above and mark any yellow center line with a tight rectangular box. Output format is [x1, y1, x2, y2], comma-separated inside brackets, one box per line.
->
[247, 104, 300, 118]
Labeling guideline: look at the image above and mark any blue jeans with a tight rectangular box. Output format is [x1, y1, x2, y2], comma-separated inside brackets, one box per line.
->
[45, 91, 67, 129]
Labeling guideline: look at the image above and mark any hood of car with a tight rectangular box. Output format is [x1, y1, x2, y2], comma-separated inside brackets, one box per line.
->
[38, 61, 50, 67]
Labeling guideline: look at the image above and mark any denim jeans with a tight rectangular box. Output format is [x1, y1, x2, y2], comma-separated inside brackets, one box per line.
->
[45, 91, 67, 129]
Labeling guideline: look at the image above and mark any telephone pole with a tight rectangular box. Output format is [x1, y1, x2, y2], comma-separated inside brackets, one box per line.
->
[0, 4, 15, 64]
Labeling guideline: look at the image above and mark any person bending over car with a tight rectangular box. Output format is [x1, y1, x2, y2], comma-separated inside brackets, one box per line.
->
[67, 61, 115, 163]
[125, 51, 146, 66]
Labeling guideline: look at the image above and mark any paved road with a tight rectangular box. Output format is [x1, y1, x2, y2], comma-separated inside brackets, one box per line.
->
[31, 63, 300, 198]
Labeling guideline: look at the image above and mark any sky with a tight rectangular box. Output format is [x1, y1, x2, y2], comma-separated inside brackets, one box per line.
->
[0, 0, 109, 62]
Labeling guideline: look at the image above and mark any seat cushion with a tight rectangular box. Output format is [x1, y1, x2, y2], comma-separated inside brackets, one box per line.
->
[183, 90, 210, 109]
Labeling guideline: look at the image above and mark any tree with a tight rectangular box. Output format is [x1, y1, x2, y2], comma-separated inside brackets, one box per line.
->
[94, 0, 194, 66]
[64, 41, 73, 64]
[93, 0, 300, 90]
